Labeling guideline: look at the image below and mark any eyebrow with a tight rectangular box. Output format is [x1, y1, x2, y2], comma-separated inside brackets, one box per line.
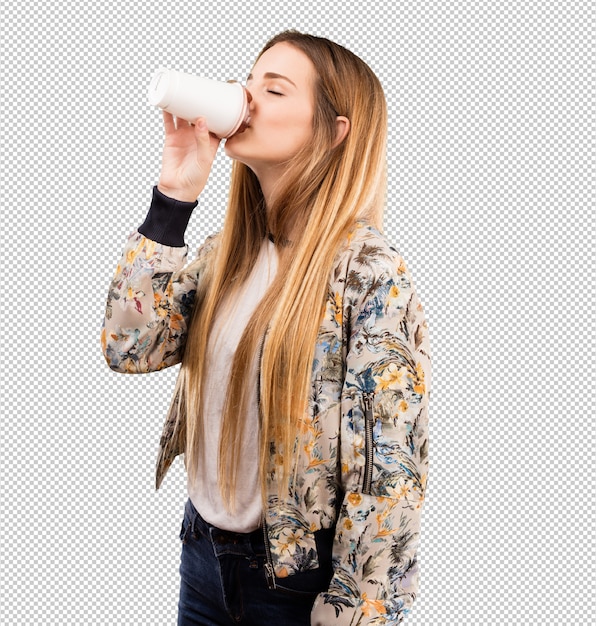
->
[246, 72, 297, 88]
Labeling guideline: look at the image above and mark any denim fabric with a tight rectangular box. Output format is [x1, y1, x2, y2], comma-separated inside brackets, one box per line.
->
[177, 499, 330, 625]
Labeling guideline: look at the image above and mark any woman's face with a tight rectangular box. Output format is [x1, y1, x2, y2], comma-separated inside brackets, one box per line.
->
[224, 42, 316, 177]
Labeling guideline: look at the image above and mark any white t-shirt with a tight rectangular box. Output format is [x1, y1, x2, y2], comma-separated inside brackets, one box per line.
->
[187, 238, 278, 532]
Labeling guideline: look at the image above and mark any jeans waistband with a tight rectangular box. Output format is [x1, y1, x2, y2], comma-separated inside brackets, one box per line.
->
[183, 498, 265, 554]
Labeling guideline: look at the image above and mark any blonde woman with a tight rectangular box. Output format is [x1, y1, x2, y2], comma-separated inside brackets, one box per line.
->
[102, 30, 431, 626]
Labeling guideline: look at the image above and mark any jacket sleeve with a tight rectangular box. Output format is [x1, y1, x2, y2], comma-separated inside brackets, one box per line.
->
[100, 187, 216, 373]
[311, 234, 431, 625]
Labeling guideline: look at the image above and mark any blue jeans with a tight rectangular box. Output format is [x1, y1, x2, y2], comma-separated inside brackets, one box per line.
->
[177, 499, 332, 625]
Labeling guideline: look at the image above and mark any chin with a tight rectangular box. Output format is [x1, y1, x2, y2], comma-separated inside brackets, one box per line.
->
[224, 134, 245, 156]
[224, 144, 256, 167]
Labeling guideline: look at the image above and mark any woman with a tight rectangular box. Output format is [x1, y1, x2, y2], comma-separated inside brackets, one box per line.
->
[102, 30, 431, 626]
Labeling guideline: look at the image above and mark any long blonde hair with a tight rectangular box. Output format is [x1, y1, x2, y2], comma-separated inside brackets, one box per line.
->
[175, 30, 388, 507]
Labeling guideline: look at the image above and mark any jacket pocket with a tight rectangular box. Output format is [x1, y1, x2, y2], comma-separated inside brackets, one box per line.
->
[362, 392, 375, 495]
[273, 527, 334, 596]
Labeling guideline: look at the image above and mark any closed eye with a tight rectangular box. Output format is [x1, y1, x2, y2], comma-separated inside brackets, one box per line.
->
[267, 90, 283, 96]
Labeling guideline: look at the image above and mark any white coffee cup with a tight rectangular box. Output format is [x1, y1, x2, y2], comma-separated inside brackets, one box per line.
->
[148, 68, 251, 138]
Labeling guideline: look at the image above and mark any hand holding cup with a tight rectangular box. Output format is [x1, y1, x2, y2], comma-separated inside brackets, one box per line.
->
[157, 113, 221, 203]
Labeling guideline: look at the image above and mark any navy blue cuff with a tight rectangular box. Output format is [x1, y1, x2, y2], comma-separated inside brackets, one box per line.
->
[138, 186, 198, 247]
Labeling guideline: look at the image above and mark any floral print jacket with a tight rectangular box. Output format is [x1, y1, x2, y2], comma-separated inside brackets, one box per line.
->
[101, 205, 431, 625]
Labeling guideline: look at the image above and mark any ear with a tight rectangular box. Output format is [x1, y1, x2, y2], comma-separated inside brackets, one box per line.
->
[332, 116, 350, 148]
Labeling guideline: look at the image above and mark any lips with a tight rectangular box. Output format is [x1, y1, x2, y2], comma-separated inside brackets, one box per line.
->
[234, 115, 251, 134]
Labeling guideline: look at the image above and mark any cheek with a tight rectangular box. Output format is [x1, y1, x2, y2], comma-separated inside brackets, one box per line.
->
[276, 112, 314, 147]
[296, 109, 315, 140]
[270, 102, 313, 133]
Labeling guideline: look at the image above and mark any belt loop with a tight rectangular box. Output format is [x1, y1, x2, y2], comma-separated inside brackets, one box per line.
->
[181, 518, 192, 544]
[190, 501, 201, 540]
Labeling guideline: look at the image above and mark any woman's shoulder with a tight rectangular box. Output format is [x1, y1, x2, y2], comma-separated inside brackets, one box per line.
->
[332, 224, 429, 352]
[333, 220, 409, 280]
[346, 220, 398, 249]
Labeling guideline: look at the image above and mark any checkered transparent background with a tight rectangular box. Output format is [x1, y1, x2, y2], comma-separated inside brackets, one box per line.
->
[1, 1, 594, 624]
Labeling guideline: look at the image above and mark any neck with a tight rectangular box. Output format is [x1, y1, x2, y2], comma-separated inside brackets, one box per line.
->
[253, 165, 287, 216]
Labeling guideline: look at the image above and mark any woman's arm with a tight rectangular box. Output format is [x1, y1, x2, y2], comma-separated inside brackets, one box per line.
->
[100, 187, 216, 373]
[312, 229, 431, 625]
[101, 112, 221, 373]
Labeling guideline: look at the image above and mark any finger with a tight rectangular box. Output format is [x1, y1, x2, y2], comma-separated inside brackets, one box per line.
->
[162, 110, 176, 135]
[194, 117, 220, 157]
[193, 117, 210, 145]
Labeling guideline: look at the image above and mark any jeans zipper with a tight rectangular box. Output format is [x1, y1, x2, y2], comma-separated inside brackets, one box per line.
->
[362, 392, 375, 495]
